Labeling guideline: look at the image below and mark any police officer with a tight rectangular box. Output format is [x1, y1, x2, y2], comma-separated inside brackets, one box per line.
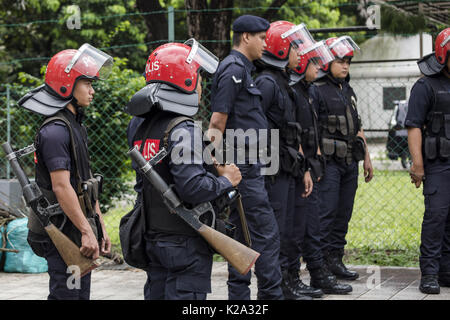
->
[312, 36, 373, 280]
[406, 28, 450, 294]
[289, 39, 353, 295]
[254, 21, 316, 300]
[209, 15, 284, 300]
[126, 40, 242, 300]
[18, 44, 113, 300]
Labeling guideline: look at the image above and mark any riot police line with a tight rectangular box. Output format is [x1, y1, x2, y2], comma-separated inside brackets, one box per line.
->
[2, 13, 449, 300]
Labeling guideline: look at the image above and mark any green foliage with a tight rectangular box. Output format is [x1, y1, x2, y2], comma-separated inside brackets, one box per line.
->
[0, 0, 148, 81]
[381, 4, 427, 35]
[82, 57, 145, 211]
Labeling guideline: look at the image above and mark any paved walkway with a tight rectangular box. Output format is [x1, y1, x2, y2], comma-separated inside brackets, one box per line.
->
[0, 262, 449, 300]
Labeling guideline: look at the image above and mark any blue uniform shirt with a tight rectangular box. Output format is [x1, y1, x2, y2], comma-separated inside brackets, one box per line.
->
[167, 120, 233, 204]
[406, 76, 450, 173]
[210, 50, 268, 150]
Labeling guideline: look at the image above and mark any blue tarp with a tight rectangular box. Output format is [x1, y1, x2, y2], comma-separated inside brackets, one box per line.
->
[4, 218, 48, 273]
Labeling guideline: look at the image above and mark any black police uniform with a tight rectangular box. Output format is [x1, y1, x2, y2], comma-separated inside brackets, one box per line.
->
[312, 73, 364, 280]
[405, 72, 450, 283]
[132, 110, 233, 300]
[27, 108, 95, 300]
[210, 15, 284, 300]
[255, 67, 304, 296]
[291, 79, 353, 294]
[291, 79, 322, 271]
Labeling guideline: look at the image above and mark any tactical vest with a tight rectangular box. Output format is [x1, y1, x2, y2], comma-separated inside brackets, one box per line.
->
[292, 81, 319, 159]
[422, 75, 450, 161]
[30, 109, 101, 247]
[292, 81, 325, 181]
[133, 111, 217, 237]
[315, 75, 365, 165]
[259, 69, 304, 177]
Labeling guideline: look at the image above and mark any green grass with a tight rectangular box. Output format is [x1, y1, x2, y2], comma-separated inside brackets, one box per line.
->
[345, 169, 423, 266]
[103, 169, 425, 267]
[103, 203, 133, 254]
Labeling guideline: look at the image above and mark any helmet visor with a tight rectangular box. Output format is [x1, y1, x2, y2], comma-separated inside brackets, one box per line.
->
[184, 38, 219, 74]
[65, 43, 114, 80]
[281, 23, 315, 50]
[329, 36, 360, 58]
[300, 41, 335, 68]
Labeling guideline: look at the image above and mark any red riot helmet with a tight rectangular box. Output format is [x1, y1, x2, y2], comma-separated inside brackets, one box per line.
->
[418, 28, 450, 76]
[321, 36, 360, 73]
[19, 44, 113, 116]
[45, 43, 113, 99]
[145, 39, 219, 93]
[293, 40, 335, 76]
[435, 28, 450, 66]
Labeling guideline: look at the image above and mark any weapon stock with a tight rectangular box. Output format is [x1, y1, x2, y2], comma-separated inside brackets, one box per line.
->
[2, 142, 100, 277]
[128, 146, 260, 275]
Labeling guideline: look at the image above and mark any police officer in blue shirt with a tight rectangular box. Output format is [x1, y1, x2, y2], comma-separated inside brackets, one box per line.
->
[289, 39, 353, 296]
[254, 21, 315, 300]
[312, 36, 373, 281]
[406, 28, 450, 294]
[209, 15, 284, 300]
[18, 44, 113, 300]
[126, 40, 242, 300]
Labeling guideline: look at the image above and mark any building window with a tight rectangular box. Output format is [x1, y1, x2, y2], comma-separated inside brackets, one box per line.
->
[383, 87, 406, 110]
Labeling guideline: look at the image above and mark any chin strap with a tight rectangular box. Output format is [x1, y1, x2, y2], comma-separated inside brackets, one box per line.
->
[71, 97, 85, 122]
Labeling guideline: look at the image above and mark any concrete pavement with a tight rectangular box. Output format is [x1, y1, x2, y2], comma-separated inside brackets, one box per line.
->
[0, 262, 449, 300]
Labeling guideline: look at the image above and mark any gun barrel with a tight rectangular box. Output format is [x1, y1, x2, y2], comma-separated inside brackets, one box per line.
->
[2, 142, 30, 188]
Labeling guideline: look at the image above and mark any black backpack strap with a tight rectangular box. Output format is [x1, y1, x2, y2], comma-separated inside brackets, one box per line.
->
[163, 116, 194, 150]
[36, 111, 83, 194]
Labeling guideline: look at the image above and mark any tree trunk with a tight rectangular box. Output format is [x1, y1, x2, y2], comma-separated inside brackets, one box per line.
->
[136, 0, 168, 45]
[185, 0, 234, 59]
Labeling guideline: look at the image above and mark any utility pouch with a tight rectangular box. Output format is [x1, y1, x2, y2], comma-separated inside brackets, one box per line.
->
[337, 115, 348, 136]
[327, 115, 338, 134]
[322, 138, 335, 156]
[424, 136, 437, 160]
[444, 114, 450, 139]
[431, 112, 443, 135]
[439, 137, 450, 159]
[335, 140, 348, 159]
[352, 137, 366, 162]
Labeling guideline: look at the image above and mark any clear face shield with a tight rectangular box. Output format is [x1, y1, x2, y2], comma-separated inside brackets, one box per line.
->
[329, 36, 360, 59]
[184, 38, 219, 74]
[281, 23, 315, 50]
[300, 41, 335, 69]
[64, 43, 114, 79]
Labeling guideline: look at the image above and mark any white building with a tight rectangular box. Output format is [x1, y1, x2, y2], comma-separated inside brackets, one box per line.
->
[350, 33, 433, 138]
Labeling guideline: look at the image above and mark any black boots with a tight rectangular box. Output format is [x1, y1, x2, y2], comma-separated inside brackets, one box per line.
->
[289, 270, 324, 298]
[420, 275, 440, 294]
[309, 266, 353, 295]
[281, 269, 313, 300]
[326, 250, 359, 280]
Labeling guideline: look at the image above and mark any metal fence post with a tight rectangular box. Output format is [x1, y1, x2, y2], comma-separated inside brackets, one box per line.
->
[168, 6, 174, 42]
[6, 84, 11, 179]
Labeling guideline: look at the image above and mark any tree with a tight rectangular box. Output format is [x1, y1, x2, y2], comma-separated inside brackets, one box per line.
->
[0, 0, 148, 81]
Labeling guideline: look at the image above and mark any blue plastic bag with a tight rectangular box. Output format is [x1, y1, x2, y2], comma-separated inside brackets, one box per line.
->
[4, 218, 48, 273]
